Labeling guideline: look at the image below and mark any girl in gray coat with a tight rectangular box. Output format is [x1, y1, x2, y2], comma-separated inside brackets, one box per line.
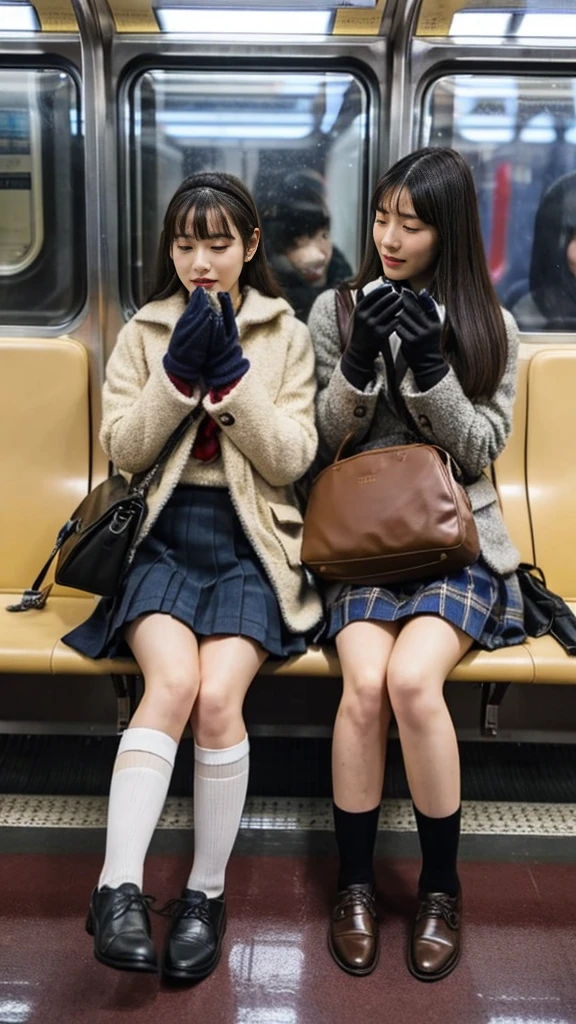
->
[308, 147, 525, 982]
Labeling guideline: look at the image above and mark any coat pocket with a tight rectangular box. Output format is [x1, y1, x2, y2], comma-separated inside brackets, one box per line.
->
[268, 501, 304, 568]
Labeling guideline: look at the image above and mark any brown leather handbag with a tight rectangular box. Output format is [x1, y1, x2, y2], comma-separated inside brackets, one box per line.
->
[302, 287, 479, 586]
[301, 436, 479, 586]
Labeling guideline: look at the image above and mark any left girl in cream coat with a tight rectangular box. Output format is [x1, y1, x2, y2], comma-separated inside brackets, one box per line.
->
[63, 171, 322, 981]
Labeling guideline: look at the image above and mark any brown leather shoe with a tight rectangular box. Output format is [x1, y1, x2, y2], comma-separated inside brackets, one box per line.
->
[408, 890, 461, 982]
[328, 883, 379, 976]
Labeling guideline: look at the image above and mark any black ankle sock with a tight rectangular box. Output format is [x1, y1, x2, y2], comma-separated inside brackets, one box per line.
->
[413, 804, 461, 897]
[333, 802, 380, 890]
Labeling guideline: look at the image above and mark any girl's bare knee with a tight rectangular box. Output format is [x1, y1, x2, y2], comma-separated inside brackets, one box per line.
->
[387, 661, 443, 729]
[191, 680, 239, 743]
[144, 671, 198, 721]
[340, 665, 389, 729]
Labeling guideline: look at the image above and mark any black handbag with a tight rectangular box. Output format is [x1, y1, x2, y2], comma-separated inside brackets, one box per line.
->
[8, 408, 200, 611]
[517, 563, 576, 655]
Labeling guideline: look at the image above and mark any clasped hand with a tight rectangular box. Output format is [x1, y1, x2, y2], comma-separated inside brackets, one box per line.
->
[163, 287, 249, 389]
[342, 282, 445, 389]
[341, 284, 403, 388]
[396, 288, 446, 385]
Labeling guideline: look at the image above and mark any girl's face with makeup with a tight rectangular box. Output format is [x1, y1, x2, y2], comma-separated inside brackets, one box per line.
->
[373, 187, 439, 292]
[170, 207, 259, 305]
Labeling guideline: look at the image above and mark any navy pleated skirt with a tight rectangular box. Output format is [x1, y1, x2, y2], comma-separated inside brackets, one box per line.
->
[325, 559, 526, 651]
[62, 485, 307, 660]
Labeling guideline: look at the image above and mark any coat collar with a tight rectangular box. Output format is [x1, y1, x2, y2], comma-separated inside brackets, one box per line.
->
[133, 286, 294, 332]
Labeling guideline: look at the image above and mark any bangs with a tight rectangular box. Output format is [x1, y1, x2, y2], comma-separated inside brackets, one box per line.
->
[173, 189, 235, 241]
[377, 185, 407, 216]
[376, 163, 437, 228]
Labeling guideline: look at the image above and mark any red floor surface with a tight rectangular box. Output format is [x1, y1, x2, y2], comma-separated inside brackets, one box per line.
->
[1, 852, 575, 1024]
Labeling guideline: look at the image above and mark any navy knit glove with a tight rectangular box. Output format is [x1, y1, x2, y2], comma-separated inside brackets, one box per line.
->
[341, 283, 403, 389]
[163, 287, 215, 381]
[396, 288, 448, 391]
[203, 292, 250, 389]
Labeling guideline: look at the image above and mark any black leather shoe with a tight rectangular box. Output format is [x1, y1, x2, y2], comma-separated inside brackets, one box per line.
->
[161, 889, 227, 981]
[86, 882, 157, 972]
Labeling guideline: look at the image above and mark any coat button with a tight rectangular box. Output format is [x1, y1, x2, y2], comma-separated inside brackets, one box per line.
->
[219, 412, 235, 426]
[353, 405, 367, 418]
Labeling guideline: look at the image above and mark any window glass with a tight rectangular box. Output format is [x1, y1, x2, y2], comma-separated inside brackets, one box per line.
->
[0, 68, 85, 327]
[423, 75, 576, 331]
[417, 0, 576, 45]
[127, 70, 368, 322]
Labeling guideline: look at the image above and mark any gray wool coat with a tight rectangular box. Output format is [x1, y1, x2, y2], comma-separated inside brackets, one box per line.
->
[308, 287, 521, 576]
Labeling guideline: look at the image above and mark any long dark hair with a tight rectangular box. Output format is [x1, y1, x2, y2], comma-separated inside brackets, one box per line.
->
[529, 171, 576, 330]
[146, 171, 283, 303]
[352, 147, 507, 400]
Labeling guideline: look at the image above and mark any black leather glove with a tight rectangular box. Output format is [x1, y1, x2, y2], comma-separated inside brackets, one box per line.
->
[341, 284, 403, 389]
[203, 292, 250, 389]
[396, 289, 448, 391]
[163, 287, 215, 381]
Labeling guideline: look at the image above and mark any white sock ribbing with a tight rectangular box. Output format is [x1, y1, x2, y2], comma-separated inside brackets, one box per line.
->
[187, 735, 250, 899]
[98, 727, 178, 891]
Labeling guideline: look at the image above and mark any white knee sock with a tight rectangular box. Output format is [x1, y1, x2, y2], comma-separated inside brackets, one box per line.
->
[98, 727, 178, 891]
[186, 735, 250, 899]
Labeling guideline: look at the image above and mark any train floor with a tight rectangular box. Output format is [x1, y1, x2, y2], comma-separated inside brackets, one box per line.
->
[1, 795, 575, 1024]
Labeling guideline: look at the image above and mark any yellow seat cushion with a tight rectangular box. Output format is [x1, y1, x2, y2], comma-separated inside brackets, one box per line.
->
[2, 339, 575, 687]
[0, 592, 95, 674]
[45, 592, 533, 681]
[0, 337, 90, 597]
[526, 348, 576, 602]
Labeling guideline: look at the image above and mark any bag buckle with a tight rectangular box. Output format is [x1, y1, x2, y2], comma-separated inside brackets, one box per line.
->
[6, 584, 53, 612]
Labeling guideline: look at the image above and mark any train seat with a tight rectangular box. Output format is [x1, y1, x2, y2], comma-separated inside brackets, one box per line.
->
[522, 348, 576, 683]
[1, 338, 576, 691]
[0, 337, 93, 673]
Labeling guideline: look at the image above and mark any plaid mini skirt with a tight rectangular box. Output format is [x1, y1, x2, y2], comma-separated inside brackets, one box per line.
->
[62, 485, 307, 661]
[325, 559, 526, 650]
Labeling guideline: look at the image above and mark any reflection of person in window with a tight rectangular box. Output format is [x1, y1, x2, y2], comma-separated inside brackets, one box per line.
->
[513, 171, 576, 331]
[259, 171, 352, 323]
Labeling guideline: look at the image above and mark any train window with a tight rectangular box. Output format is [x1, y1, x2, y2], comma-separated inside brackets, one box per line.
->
[125, 69, 368, 320]
[0, 67, 85, 328]
[417, 0, 576, 45]
[423, 75, 576, 332]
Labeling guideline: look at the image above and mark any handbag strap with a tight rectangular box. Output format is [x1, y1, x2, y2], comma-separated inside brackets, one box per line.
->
[335, 282, 355, 351]
[334, 281, 416, 434]
[130, 404, 202, 497]
[334, 431, 359, 462]
[379, 332, 420, 437]
[7, 518, 80, 610]
[380, 333, 471, 484]
[6, 404, 203, 612]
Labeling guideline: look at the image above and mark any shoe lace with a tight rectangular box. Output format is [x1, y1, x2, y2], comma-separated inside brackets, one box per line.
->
[416, 893, 459, 929]
[156, 893, 211, 926]
[111, 892, 155, 922]
[337, 887, 376, 917]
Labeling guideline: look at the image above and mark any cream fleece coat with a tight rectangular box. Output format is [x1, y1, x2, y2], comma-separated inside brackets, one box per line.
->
[99, 286, 323, 634]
